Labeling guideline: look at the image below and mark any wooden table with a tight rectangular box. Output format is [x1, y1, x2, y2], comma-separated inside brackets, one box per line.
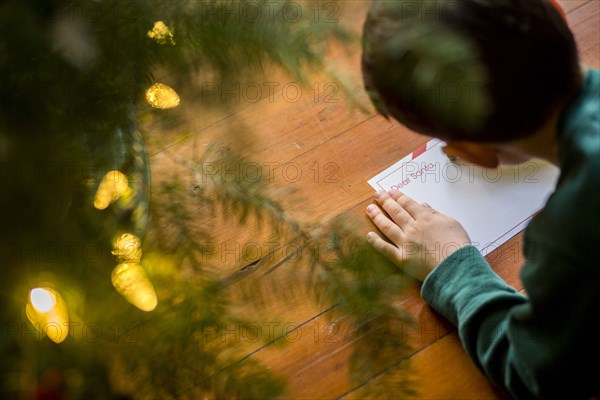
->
[145, 1, 599, 398]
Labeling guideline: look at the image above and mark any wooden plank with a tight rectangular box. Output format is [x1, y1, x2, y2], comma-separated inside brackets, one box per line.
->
[344, 333, 503, 400]
[222, 281, 452, 399]
[343, 287, 527, 400]
[205, 224, 524, 399]
[568, 0, 600, 68]
[144, 115, 422, 277]
[559, 0, 592, 14]
[142, 0, 370, 159]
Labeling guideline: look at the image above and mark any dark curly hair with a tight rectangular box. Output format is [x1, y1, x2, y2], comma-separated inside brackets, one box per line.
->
[362, 0, 581, 142]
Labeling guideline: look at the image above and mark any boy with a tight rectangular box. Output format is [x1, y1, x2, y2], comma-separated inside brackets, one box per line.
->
[361, 0, 599, 398]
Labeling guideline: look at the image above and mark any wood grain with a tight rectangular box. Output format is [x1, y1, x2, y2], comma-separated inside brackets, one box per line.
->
[558, 0, 592, 14]
[146, 1, 599, 398]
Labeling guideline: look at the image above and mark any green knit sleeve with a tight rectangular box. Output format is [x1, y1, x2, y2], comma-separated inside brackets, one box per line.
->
[421, 245, 600, 399]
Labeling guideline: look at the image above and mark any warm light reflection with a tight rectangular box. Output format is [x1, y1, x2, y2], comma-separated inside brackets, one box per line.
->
[145, 83, 180, 109]
[26, 287, 69, 343]
[111, 263, 157, 312]
[94, 170, 130, 210]
[112, 233, 142, 263]
[147, 21, 175, 45]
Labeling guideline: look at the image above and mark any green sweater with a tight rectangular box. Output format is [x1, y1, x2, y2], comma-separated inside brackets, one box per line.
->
[421, 69, 600, 399]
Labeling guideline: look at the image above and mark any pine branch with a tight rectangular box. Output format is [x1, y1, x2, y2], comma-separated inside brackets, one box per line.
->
[154, 144, 418, 397]
[1, 1, 413, 398]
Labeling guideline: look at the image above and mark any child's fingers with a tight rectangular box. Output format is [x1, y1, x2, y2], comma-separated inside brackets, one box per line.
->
[366, 204, 404, 242]
[389, 190, 427, 218]
[366, 231, 404, 265]
[422, 202, 440, 214]
[374, 191, 413, 226]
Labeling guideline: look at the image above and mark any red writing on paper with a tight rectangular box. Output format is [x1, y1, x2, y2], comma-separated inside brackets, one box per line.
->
[390, 162, 436, 190]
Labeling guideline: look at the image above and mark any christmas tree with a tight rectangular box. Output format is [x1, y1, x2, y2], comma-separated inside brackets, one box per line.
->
[1, 1, 414, 398]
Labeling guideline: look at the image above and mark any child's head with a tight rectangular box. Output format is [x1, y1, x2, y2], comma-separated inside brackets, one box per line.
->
[362, 0, 581, 149]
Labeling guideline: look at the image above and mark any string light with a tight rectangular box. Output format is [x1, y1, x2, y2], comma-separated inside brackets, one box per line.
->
[30, 288, 56, 312]
[145, 83, 180, 109]
[111, 263, 157, 312]
[147, 21, 175, 45]
[110, 233, 157, 312]
[94, 170, 130, 210]
[26, 287, 69, 344]
[112, 233, 142, 264]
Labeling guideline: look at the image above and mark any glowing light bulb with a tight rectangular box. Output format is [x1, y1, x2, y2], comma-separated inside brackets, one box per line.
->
[147, 21, 175, 45]
[112, 233, 142, 263]
[94, 170, 130, 210]
[112, 263, 157, 312]
[30, 288, 56, 313]
[145, 83, 180, 109]
[26, 287, 69, 343]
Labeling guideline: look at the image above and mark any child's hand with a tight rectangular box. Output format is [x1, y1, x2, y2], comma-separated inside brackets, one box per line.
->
[366, 190, 471, 281]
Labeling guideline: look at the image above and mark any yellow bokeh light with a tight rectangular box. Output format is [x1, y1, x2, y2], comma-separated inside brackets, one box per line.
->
[145, 83, 180, 109]
[112, 233, 142, 263]
[94, 170, 130, 210]
[147, 21, 175, 45]
[30, 288, 56, 312]
[112, 263, 157, 312]
[26, 287, 69, 344]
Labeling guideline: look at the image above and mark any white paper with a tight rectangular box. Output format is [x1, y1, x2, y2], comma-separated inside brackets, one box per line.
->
[368, 139, 560, 255]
